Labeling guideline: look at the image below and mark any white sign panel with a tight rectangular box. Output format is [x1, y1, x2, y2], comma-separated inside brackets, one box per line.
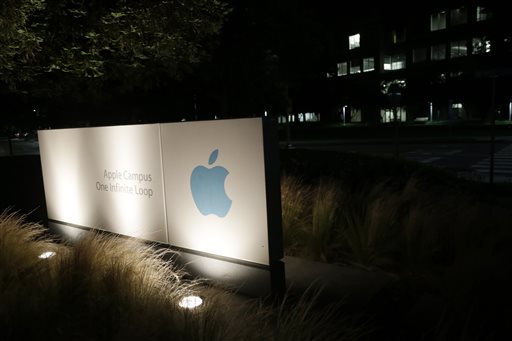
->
[161, 119, 269, 265]
[39, 118, 275, 266]
[38, 124, 168, 243]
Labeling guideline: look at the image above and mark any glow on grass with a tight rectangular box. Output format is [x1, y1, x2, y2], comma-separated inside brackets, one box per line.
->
[39, 251, 56, 259]
[178, 295, 203, 309]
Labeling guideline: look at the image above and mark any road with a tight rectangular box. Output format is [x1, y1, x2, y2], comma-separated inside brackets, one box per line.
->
[0, 137, 40, 156]
[3, 136, 511, 183]
[281, 138, 512, 183]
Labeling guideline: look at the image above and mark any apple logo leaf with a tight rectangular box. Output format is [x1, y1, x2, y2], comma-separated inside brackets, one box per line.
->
[208, 149, 219, 165]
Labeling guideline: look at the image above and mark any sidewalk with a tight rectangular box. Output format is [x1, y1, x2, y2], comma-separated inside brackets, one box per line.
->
[279, 134, 512, 148]
[283, 256, 397, 307]
[197, 255, 398, 314]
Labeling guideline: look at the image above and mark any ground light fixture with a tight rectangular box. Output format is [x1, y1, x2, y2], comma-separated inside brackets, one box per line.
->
[38, 251, 56, 259]
[178, 295, 204, 309]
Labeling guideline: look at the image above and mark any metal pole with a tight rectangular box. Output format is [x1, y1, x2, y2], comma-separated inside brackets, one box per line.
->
[489, 76, 496, 185]
[394, 107, 399, 158]
[7, 127, 13, 156]
[8, 137, 13, 156]
[286, 114, 291, 148]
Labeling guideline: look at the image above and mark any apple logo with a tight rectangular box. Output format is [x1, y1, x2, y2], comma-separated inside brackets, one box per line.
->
[190, 149, 232, 217]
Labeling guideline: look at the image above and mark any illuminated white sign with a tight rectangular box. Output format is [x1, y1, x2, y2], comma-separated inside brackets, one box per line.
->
[38, 118, 280, 268]
[161, 119, 269, 265]
[38, 124, 167, 243]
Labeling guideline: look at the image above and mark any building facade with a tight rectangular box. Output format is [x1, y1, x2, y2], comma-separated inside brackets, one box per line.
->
[324, 1, 512, 124]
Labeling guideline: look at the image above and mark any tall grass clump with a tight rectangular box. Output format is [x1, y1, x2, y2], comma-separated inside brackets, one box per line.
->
[280, 175, 342, 261]
[280, 174, 311, 255]
[222, 285, 370, 341]
[1, 211, 370, 341]
[0, 209, 60, 280]
[281, 168, 512, 275]
[305, 179, 341, 262]
[280, 162, 512, 339]
[0, 209, 67, 339]
[269, 288, 369, 341]
[0, 211, 226, 340]
[280, 174, 404, 268]
[334, 180, 404, 270]
[51, 233, 213, 340]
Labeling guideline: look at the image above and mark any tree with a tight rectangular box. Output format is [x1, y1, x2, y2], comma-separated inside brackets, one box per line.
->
[0, 0, 230, 93]
[0, 0, 46, 87]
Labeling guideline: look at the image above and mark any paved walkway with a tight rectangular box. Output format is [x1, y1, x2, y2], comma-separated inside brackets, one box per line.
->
[283, 256, 397, 307]
[197, 255, 398, 317]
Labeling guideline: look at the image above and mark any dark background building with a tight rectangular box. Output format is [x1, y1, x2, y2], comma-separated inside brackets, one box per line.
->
[321, 0, 512, 125]
[1, 1, 511, 130]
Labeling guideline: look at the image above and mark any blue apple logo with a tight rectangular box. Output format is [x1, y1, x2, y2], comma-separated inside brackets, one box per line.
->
[190, 149, 232, 217]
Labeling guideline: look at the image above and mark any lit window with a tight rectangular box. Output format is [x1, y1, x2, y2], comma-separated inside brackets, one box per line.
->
[413, 47, 427, 63]
[337, 62, 347, 76]
[450, 7, 467, 26]
[351, 108, 362, 122]
[472, 37, 491, 54]
[450, 40, 467, 58]
[305, 112, 319, 122]
[350, 59, 361, 74]
[431, 44, 446, 60]
[383, 54, 406, 70]
[430, 11, 446, 31]
[349, 34, 360, 50]
[477, 6, 491, 21]
[383, 59, 391, 70]
[451, 102, 466, 119]
[298, 112, 320, 122]
[380, 108, 406, 122]
[363, 57, 375, 72]
[380, 79, 406, 94]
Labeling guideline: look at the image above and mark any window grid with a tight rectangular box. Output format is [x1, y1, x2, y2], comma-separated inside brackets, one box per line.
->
[337, 62, 348, 76]
[363, 57, 375, 72]
[349, 34, 360, 50]
[383, 54, 406, 70]
[472, 37, 491, 54]
[431, 44, 446, 61]
[430, 11, 446, 31]
[477, 6, 491, 21]
[450, 40, 467, 58]
[350, 60, 361, 74]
